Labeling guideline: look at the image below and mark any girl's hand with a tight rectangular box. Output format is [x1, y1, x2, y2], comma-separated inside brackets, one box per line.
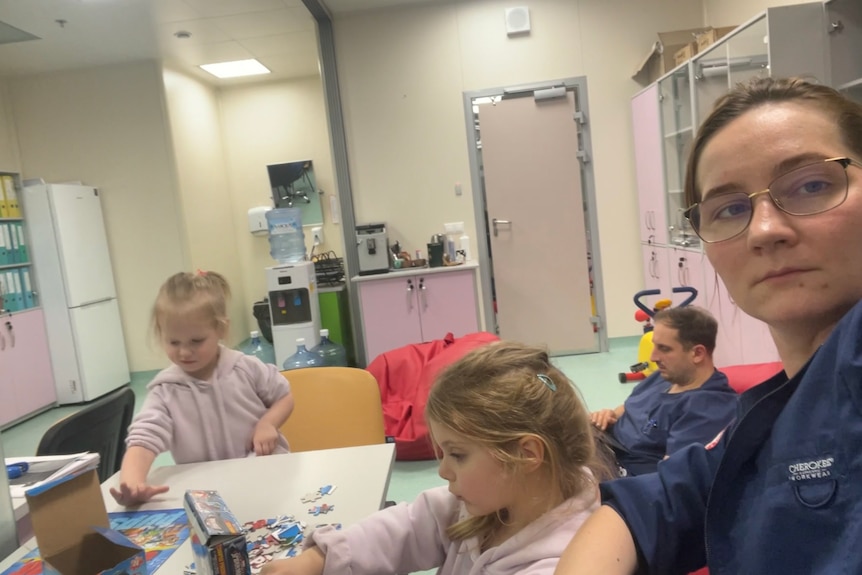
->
[252, 421, 279, 456]
[109, 481, 169, 506]
[261, 547, 325, 575]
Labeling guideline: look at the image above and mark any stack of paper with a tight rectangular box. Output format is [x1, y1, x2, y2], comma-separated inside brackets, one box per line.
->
[5, 452, 100, 498]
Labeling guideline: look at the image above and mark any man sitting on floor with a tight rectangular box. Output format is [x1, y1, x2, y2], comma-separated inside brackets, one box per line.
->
[590, 306, 737, 476]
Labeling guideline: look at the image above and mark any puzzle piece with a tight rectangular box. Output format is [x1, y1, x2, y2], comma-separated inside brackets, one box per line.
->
[318, 484, 337, 496]
[308, 503, 335, 516]
[302, 491, 323, 503]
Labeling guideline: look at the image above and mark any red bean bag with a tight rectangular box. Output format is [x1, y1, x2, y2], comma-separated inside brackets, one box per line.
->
[366, 331, 500, 460]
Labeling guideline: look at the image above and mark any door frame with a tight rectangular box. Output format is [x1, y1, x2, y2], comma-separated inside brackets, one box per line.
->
[463, 77, 608, 353]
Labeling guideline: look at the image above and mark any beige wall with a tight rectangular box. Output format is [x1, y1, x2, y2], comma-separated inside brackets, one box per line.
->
[8, 61, 186, 371]
[218, 75, 342, 311]
[161, 67, 248, 344]
[0, 82, 20, 172]
[704, 0, 801, 27]
[333, 0, 704, 337]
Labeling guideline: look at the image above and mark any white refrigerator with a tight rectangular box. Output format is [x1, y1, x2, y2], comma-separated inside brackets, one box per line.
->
[22, 183, 130, 404]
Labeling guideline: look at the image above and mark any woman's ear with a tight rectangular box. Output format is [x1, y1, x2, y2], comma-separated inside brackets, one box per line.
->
[517, 436, 545, 473]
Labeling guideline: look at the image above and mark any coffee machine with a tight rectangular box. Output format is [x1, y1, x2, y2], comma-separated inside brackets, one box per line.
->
[356, 223, 390, 275]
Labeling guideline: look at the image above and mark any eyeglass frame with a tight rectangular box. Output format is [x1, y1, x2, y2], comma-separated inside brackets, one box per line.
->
[683, 156, 862, 243]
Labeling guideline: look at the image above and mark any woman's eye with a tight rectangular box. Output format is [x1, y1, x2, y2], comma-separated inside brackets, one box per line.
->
[796, 179, 830, 195]
[191, 339, 205, 344]
[707, 198, 750, 222]
[448, 453, 464, 461]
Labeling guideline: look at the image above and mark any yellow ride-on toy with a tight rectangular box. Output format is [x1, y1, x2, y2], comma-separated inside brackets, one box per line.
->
[618, 286, 697, 383]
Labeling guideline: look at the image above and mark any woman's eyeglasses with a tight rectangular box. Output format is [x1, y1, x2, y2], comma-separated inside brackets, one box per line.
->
[684, 157, 862, 243]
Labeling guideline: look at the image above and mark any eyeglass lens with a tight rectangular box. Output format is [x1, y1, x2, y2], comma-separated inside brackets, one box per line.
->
[689, 159, 850, 242]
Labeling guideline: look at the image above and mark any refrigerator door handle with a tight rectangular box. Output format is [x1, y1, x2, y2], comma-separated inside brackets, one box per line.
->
[74, 297, 114, 308]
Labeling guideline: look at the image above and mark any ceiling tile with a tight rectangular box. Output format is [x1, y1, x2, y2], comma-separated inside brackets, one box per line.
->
[180, 0, 286, 19]
[210, 8, 314, 39]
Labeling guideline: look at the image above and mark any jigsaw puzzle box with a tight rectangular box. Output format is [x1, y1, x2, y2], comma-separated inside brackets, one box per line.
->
[24, 468, 146, 575]
[184, 490, 250, 575]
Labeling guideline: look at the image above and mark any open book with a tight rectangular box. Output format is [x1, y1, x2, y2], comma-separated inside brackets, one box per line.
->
[5, 452, 100, 498]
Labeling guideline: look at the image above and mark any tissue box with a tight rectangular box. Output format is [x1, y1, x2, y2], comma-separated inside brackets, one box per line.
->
[25, 468, 146, 575]
[184, 490, 250, 575]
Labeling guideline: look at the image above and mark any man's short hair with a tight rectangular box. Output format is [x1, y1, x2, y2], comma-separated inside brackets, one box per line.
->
[653, 306, 718, 355]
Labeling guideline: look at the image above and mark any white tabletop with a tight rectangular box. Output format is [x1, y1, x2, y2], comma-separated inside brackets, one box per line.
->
[0, 443, 396, 572]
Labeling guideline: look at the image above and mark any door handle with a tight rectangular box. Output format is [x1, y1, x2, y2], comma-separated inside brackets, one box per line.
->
[419, 278, 427, 309]
[492, 218, 512, 237]
[406, 279, 414, 311]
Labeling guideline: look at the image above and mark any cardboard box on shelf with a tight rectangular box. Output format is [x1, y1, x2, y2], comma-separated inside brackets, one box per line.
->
[696, 26, 738, 53]
[184, 490, 250, 575]
[633, 27, 713, 85]
[25, 468, 146, 575]
[674, 43, 697, 67]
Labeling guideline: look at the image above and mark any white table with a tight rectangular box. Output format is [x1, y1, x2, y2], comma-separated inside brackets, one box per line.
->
[0, 443, 396, 572]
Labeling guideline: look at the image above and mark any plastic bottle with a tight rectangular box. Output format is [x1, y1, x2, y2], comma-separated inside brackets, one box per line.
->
[311, 329, 348, 367]
[459, 233, 471, 261]
[240, 330, 276, 365]
[282, 338, 322, 370]
[266, 207, 306, 263]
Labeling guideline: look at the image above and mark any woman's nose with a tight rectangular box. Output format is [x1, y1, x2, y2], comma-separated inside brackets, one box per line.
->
[746, 194, 796, 247]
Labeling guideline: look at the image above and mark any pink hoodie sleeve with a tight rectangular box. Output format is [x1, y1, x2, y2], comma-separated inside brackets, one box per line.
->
[249, 359, 291, 407]
[310, 486, 456, 575]
[125, 385, 173, 456]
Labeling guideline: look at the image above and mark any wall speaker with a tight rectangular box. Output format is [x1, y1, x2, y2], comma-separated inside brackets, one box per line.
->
[505, 7, 531, 36]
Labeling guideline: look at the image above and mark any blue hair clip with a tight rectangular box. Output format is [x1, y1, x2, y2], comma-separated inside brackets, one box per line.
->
[537, 374, 556, 392]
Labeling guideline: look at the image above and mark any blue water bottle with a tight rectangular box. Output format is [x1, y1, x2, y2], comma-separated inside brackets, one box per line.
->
[240, 330, 277, 365]
[311, 329, 348, 367]
[283, 338, 322, 370]
[266, 207, 306, 263]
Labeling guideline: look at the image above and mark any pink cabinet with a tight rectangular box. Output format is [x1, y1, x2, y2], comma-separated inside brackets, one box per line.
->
[357, 268, 479, 365]
[632, 85, 668, 245]
[668, 247, 707, 308]
[641, 244, 671, 305]
[0, 309, 56, 427]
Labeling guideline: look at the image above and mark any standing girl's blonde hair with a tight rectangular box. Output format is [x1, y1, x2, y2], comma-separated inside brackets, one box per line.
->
[262, 339, 601, 575]
[151, 270, 231, 339]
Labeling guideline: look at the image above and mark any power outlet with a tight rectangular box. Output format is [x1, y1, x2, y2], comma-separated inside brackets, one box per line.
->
[311, 226, 324, 246]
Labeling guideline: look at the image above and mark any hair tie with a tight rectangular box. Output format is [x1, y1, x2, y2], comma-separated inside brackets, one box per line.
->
[196, 269, 207, 276]
[537, 374, 556, 392]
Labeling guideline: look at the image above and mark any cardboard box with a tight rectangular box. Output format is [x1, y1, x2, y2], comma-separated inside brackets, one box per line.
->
[674, 43, 697, 67]
[696, 26, 738, 53]
[184, 490, 250, 575]
[25, 468, 146, 575]
[633, 27, 712, 85]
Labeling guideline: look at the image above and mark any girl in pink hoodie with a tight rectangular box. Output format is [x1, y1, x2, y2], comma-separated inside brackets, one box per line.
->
[262, 341, 605, 575]
[110, 271, 295, 507]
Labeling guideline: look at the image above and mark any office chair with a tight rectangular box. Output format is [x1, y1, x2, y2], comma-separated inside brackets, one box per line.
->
[278, 367, 387, 452]
[36, 386, 136, 483]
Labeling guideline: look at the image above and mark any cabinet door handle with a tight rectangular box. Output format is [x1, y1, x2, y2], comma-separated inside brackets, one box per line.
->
[406, 280, 414, 311]
[4, 321, 12, 349]
[419, 279, 427, 309]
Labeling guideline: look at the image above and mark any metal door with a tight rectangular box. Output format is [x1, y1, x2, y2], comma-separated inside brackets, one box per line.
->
[471, 82, 602, 354]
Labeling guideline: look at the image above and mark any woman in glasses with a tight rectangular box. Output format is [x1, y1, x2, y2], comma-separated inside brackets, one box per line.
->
[554, 77, 862, 574]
